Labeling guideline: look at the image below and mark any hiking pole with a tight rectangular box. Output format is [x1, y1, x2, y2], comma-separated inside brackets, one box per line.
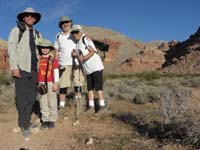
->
[75, 65, 82, 120]
[75, 86, 81, 120]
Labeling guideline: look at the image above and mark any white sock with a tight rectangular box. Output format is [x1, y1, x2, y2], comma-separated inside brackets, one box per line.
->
[89, 100, 94, 107]
[60, 101, 65, 107]
[99, 100, 105, 107]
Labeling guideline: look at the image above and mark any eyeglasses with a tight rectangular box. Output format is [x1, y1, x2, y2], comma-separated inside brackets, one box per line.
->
[71, 31, 80, 35]
[25, 14, 36, 18]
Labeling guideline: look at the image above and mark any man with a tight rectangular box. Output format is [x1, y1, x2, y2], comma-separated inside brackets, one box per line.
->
[8, 7, 42, 138]
[54, 16, 84, 108]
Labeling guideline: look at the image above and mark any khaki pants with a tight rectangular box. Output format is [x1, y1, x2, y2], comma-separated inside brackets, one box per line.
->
[39, 82, 58, 122]
[59, 65, 73, 88]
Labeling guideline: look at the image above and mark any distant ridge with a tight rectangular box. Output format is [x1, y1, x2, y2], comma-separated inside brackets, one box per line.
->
[0, 38, 7, 49]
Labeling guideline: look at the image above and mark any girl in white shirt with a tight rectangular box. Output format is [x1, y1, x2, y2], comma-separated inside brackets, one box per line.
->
[71, 24, 106, 114]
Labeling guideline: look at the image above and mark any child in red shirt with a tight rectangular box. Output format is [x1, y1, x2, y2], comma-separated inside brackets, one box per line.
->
[37, 39, 59, 129]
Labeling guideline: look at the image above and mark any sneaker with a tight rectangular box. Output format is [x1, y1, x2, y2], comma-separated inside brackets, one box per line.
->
[85, 107, 95, 115]
[48, 122, 55, 129]
[41, 122, 49, 129]
[59, 101, 65, 108]
[96, 106, 107, 116]
[22, 128, 31, 137]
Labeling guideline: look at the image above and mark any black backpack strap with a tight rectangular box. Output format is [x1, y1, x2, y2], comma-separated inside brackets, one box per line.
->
[56, 32, 61, 42]
[34, 29, 40, 39]
[82, 35, 87, 49]
[16, 21, 26, 43]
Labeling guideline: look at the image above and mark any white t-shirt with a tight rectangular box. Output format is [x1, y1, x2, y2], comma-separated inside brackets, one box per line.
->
[54, 32, 76, 66]
[76, 34, 104, 75]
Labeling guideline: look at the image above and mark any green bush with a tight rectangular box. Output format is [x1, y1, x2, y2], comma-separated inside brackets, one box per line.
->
[0, 70, 13, 86]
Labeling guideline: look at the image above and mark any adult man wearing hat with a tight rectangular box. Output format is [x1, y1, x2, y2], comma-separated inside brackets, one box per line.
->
[54, 16, 84, 108]
[8, 7, 42, 138]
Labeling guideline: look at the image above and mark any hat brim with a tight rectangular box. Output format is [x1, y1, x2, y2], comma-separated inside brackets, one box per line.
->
[37, 45, 55, 51]
[71, 29, 82, 33]
[59, 20, 72, 28]
[17, 12, 41, 25]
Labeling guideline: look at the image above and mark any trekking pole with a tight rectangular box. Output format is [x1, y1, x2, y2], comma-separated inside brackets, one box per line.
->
[75, 66, 82, 120]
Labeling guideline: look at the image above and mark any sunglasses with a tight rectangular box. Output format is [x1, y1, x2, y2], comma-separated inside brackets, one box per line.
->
[60, 21, 71, 25]
[71, 31, 80, 35]
[25, 14, 36, 18]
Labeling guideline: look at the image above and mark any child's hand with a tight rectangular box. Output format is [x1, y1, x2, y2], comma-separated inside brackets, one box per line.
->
[71, 50, 77, 57]
[79, 55, 84, 62]
[52, 83, 58, 92]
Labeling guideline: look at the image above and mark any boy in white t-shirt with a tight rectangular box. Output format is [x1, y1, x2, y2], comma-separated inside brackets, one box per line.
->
[71, 24, 106, 115]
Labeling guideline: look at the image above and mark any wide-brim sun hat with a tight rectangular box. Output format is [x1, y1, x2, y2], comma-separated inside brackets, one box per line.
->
[37, 39, 55, 50]
[59, 16, 72, 28]
[71, 24, 82, 33]
[17, 7, 41, 25]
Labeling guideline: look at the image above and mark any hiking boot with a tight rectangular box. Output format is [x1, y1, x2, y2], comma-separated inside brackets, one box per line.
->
[85, 107, 95, 115]
[41, 122, 49, 129]
[48, 122, 55, 129]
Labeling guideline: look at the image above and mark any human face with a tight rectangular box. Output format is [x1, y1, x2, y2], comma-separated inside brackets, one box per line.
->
[71, 31, 81, 40]
[61, 21, 72, 32]
[40, 47, 50, 55]
[23, 13, 36, 26]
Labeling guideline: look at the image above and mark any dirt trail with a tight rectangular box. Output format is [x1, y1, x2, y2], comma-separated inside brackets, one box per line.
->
[0, 91, 196, 150]
[0, 103, 134, 150]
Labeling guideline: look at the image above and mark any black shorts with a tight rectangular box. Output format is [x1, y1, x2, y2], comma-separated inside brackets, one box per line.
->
[86, 70, 103, 91]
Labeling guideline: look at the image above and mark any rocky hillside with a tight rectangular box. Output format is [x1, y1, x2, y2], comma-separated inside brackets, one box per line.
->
[161, 27, 200, 74]
[0, 38, 7, 49]
[1, 25, 200, 74]
[0, 39, 8, 70]
[82, 26, 143, 74]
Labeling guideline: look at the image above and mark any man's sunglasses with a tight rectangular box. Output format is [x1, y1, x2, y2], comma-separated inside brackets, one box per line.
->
[71, 31, 80, 35]
[60, 21, 71, 25]
[25, 14, 36, 18]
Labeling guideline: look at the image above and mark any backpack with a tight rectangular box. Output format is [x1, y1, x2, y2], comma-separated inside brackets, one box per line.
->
[82, 36, 109, 61]
[16, 21, 40, 43]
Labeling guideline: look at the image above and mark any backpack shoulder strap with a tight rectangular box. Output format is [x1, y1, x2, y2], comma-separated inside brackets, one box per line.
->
[56, 32, 61, 42]
[18, 28, 24, 43]
[34, 29, 40, 39]
[82, 35, 86, 46]
[81, 35, 88, 50]
[16, 21, 26, 43]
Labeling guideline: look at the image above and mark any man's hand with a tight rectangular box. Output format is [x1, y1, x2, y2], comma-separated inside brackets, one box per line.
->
[12, 69, 21, 78]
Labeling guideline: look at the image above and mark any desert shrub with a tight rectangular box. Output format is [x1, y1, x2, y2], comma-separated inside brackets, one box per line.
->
[159, 88, 190, 123]
[136, 71, 162, 81]
[183, 113, 200, 148]
[104, 73, 200, 105]
[0, 70, 13, 86]
[179, 76, 200, 88]
[104, 78, 160, 104]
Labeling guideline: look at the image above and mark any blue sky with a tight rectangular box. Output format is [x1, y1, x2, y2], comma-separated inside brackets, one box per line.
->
[0, 0, 199, 43]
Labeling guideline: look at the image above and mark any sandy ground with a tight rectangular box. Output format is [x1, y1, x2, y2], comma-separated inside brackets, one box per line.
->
[0, 86, 198, 150]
